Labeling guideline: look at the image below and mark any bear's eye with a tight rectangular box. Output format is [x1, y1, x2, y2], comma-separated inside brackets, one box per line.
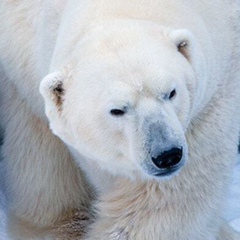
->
[110, 109, 126, 117]
[169, 89, 176, 100]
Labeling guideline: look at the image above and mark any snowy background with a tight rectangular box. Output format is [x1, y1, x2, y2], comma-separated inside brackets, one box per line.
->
[0, 157, 240, 239]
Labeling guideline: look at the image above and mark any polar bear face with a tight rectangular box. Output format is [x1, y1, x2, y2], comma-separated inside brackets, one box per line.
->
[40, 22, 204, 180]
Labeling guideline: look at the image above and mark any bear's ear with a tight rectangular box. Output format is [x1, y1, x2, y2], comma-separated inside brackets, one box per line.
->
[40, 71, 66, 114]
[168, 29, 195, 61]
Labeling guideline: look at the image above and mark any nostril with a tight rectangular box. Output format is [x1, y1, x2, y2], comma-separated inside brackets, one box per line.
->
[152, 148, 183, 169]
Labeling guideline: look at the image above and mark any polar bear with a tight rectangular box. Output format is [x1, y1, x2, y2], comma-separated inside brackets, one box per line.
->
[1, 0, 240, 240]
[40, 1, 240, 240]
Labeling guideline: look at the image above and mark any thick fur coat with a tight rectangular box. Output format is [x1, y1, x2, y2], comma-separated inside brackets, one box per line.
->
[1, 0, 240, 239]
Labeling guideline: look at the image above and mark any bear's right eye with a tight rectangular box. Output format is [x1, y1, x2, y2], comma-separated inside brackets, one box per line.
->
[110, 109, 126, 117]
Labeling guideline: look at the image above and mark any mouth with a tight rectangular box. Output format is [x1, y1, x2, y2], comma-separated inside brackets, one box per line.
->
[142, 161, 185, 179]
[152, 164, 183, 177]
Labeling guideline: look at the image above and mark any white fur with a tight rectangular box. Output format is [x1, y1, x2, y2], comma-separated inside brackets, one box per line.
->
[1, 0, 240, 239]
[0, 1, 92, 239]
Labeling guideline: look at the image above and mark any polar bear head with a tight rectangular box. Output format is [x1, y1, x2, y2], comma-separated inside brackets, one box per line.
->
[40, 21, 206, 180]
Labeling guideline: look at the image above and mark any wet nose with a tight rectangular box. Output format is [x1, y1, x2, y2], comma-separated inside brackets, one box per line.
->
[152, 148, 183, 169]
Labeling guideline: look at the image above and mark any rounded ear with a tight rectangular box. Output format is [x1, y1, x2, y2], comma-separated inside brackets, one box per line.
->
[168, 29, 195, 61]
[40, 70, 75, 144]
[40, 71, 66, 115]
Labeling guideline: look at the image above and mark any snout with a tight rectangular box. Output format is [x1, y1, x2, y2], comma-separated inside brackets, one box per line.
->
[140, 113, 187, 179]
[151, 147, 183, 176]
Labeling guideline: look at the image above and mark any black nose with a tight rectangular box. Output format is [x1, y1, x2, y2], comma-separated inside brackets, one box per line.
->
[152, 148, 183, 169]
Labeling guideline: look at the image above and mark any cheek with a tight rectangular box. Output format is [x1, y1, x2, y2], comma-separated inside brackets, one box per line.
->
[73, 118, 138, 176]
[71, 113, 123, 158]
[75, 118, 105, 149]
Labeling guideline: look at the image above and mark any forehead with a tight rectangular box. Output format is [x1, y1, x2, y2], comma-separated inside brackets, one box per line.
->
[71, 23, 188, 96]
[79, 32, 180, 73]
[73, 59, 182, 107]
[77, 20, 178, 62]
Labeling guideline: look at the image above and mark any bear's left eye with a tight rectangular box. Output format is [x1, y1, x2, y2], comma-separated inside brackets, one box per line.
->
[110, 109, 126, 117]
[169, 89, 176, 100]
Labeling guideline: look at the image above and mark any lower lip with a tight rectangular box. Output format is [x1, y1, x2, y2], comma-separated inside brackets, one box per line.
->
[153, 165, 182, 177]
